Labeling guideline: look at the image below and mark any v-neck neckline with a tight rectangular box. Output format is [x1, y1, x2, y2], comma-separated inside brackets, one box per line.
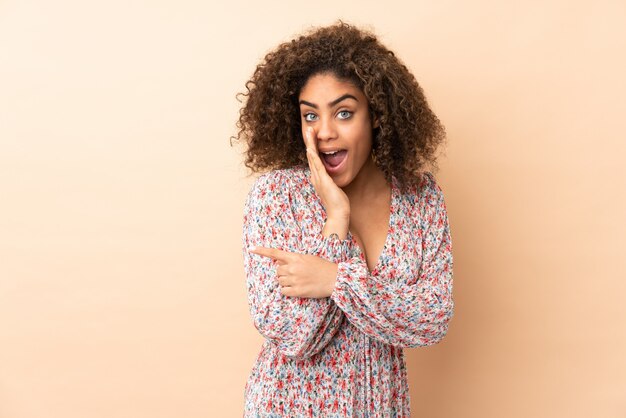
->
[347, 175, 398, 275]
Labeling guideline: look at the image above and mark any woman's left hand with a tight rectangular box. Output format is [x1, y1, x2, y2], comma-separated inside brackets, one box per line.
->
[248, 245, 338, 299]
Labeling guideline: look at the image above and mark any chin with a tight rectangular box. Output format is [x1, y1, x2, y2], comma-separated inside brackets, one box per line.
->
[331, 174, 353, 189]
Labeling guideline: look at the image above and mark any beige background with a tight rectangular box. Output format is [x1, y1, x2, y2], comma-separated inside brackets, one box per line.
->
[1, 0, 625, 417]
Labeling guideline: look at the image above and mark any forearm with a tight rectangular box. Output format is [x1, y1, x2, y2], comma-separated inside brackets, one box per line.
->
[330, 257, 454, 347]
[243, 171, 356, 358]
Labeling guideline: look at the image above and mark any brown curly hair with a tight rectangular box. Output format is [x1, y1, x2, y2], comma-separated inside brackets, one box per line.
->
[231, 21, 447, 193]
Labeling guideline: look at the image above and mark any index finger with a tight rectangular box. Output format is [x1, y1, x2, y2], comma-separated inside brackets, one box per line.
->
[305, 128, 323, 181]
[247, 246, 288, 262]
[305, 127, 318, 154]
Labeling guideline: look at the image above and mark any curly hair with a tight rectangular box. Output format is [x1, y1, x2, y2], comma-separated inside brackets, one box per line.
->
[231, 21, 447, 193]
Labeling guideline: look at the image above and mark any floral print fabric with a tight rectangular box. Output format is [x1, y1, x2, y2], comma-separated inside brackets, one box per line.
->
[242, 166, 454, 417]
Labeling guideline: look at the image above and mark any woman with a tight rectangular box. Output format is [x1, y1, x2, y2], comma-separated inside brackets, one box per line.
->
[233, 21, 454, 417]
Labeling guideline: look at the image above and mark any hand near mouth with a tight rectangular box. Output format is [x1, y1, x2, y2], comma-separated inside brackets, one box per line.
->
[304, 127, 351, 220]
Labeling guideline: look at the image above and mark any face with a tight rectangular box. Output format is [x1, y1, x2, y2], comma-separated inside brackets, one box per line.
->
[298, 72, 378, 188]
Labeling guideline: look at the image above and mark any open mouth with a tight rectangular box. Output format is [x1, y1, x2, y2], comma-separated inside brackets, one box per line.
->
[319, 150, 348, 174]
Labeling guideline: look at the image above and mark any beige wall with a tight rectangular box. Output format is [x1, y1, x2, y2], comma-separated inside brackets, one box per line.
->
[1, 1, 624, 417]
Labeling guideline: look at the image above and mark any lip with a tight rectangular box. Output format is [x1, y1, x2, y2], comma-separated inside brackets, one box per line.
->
[319, 150, 348, 175]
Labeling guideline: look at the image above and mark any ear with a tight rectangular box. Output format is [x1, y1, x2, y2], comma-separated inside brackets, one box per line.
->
[372, 115, 380, 129]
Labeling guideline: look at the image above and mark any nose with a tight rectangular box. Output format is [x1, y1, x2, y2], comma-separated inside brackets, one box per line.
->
[315, 116, 337, 142]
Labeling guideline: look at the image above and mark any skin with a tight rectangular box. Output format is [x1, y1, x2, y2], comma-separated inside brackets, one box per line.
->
[248, 73, 388, 299]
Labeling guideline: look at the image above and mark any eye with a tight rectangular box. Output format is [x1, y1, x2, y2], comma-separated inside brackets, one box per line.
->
[303, 113, 318, 122]
[337, 110, 352, 120]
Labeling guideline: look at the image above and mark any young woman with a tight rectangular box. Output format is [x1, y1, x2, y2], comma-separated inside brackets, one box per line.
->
[233, 21, 454, 417]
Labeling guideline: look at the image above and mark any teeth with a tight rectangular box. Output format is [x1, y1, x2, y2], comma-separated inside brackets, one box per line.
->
[321, 150, 341, 155]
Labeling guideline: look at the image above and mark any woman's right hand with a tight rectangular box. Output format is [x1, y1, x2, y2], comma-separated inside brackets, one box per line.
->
[304, 127, 351, 221]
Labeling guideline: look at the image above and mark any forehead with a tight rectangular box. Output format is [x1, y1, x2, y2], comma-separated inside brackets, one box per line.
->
[298, 73, 365, 102]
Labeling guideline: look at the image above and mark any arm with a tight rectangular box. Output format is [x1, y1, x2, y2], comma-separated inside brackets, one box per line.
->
[330, 174, 454, 348]
[242, 171, 353, 359]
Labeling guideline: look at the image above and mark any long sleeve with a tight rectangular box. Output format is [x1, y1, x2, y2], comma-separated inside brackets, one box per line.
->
[329, 175, 454, 348]
[242, 171, 353, 359]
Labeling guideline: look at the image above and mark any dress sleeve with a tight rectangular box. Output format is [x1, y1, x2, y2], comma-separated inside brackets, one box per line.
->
[242, 171, 353, 359]
[329, 174, 454, 348]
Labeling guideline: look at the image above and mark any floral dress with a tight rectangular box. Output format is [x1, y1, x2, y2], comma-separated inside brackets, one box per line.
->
[242, 166, 454, 417]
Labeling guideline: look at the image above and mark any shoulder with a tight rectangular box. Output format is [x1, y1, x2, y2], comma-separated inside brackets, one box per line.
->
[418, 171, 445, 204]
[400, 171, 447, 228]
[249, 166, 307, 192]
[245, 166, 308, 207]
[416, 172, 449, 231]
[401, 171, 444, 205]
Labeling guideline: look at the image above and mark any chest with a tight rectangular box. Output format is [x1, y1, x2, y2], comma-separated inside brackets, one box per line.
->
[349, 198, 392, 273]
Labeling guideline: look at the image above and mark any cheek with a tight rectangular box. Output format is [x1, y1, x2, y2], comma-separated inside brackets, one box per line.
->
[340, 119, 370, 138]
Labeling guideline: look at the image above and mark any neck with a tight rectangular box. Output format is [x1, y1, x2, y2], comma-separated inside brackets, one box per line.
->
[342, 156, 389, 202]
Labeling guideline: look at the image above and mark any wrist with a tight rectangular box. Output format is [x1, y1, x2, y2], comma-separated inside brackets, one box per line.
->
[327, 210, 350, 221]
[323, 217, 350, 240]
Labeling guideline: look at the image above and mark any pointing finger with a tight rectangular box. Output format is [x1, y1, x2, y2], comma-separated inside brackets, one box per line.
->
[247, 246, 288, 262]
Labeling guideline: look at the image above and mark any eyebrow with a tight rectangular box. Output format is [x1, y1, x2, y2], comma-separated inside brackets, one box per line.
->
[299, 94, 358, 109]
